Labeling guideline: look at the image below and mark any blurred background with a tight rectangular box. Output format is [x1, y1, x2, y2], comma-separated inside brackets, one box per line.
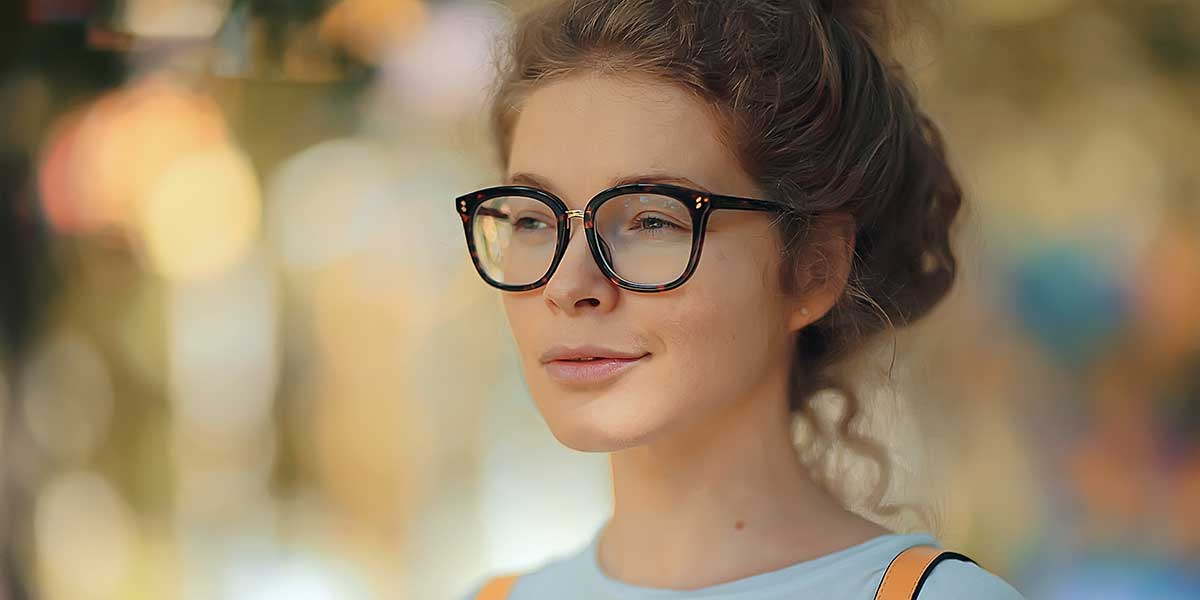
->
[0, 0, 1197, 598]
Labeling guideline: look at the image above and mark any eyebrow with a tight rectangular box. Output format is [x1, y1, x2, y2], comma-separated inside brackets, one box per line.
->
[504, 171, 714, 197]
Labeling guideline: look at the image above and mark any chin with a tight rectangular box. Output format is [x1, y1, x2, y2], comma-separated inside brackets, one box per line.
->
[535, 388, 666, 453]
[546, 422, 647, 453]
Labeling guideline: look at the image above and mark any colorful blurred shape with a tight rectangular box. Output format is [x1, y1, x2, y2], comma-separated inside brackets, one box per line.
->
[318, 0, 426, 64]
[137, 143, 261, 282]
[38, 76, 229, 238]
[28, 0, 97, 23]
[120, 0, 233, 39]
[1008, 242, 1129, 371]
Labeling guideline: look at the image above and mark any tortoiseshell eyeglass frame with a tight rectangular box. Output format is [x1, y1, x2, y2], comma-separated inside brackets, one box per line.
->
[455, 182, 797, 293]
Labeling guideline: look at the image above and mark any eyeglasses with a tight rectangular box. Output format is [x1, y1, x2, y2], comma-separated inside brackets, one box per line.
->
[455, 182, 795, 293]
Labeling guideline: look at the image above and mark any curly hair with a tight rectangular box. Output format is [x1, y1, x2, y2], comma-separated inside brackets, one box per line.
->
[484, 0, 963, 527]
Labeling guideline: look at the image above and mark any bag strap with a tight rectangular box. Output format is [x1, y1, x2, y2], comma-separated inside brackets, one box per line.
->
[472, 545, 975, 600]
[473, 573, 519, 600]
[874, 545, 976, 600]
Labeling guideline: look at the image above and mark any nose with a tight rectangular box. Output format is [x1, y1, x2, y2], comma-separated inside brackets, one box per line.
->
[542, 211, 618, 314]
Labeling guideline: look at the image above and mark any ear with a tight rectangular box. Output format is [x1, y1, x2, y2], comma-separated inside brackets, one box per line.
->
[786, 212, 857, 332]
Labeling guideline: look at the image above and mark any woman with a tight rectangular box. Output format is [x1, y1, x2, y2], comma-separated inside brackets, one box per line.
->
[456, 0, 1026, 598]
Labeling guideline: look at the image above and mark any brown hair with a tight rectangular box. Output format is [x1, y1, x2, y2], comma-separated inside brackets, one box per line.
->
[485, 0, 962, 526]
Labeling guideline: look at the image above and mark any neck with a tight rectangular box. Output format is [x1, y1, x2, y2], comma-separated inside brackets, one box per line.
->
[597, 361, 890, 589]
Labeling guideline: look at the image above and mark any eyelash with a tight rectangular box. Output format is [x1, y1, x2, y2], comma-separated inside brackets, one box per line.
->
[631, 214, 684, 233]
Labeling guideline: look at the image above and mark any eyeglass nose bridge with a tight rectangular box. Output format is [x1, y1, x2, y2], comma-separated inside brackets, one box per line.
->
[563, 209, 591, 231]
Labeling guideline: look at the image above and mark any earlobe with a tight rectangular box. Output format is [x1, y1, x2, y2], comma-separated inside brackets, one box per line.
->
[788, 305, 812, 332]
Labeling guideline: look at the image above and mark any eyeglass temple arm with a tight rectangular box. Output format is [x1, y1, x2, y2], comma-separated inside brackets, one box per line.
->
[707, 195, 790, 213]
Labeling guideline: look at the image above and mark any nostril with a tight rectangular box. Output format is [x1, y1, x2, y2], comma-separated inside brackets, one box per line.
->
[577, 298, 600, 308]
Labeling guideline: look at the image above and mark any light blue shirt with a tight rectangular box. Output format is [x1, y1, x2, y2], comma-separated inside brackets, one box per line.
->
[460, 526, 1027, 599]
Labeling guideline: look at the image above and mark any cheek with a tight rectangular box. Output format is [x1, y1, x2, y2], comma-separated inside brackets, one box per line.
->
[501, 295, 528, 344]
[501, 293, 545, 358]
[651, 244, 784, 403]
[659, 289, 775, 366]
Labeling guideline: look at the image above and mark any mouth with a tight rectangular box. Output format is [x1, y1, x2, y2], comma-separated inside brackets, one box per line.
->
[542, 354, 650, 386]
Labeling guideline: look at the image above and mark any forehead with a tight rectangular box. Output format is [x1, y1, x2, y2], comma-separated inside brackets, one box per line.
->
[507, 72, 739, 201]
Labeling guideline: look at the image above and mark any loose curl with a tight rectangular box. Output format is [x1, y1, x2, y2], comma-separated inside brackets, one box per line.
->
[485, 0, 963, 527]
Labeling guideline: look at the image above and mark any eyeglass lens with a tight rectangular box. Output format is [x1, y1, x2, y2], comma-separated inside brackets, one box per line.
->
[472, 192, 694, 287]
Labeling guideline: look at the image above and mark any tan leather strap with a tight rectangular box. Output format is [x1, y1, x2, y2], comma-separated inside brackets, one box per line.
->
[874, 545, 975, 600]
[473, 574, 519, 600]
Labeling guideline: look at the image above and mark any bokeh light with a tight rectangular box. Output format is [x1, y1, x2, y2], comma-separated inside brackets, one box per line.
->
[265, 138, 399, 271]
[59, 76, 228, 237]
[19, 331, 114, 463]
[318, 0, 427, 64]
[121, 0, 234, 39]
[370, 1, 506, 119]
[167, 249, 277, 438]
[35, 471, 138, 600]
[138, 143, 261, 282]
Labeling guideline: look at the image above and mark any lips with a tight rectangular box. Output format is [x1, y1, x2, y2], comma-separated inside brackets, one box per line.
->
[539, 344, 650, 386]
[539, 345, 648, 364]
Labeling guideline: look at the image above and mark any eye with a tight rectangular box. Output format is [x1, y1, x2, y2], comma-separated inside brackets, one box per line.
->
[632, 214, 685, 231]
[514, 215, 552, 231]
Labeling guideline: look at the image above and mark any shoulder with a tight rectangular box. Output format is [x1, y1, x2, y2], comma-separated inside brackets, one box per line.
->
[917, 557, 1027, 600]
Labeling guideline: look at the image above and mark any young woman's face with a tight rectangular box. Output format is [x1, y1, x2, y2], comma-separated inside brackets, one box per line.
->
[502, 72, 810, 452]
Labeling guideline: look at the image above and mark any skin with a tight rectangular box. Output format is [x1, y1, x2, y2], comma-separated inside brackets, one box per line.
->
[501, 70, 888, 589]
